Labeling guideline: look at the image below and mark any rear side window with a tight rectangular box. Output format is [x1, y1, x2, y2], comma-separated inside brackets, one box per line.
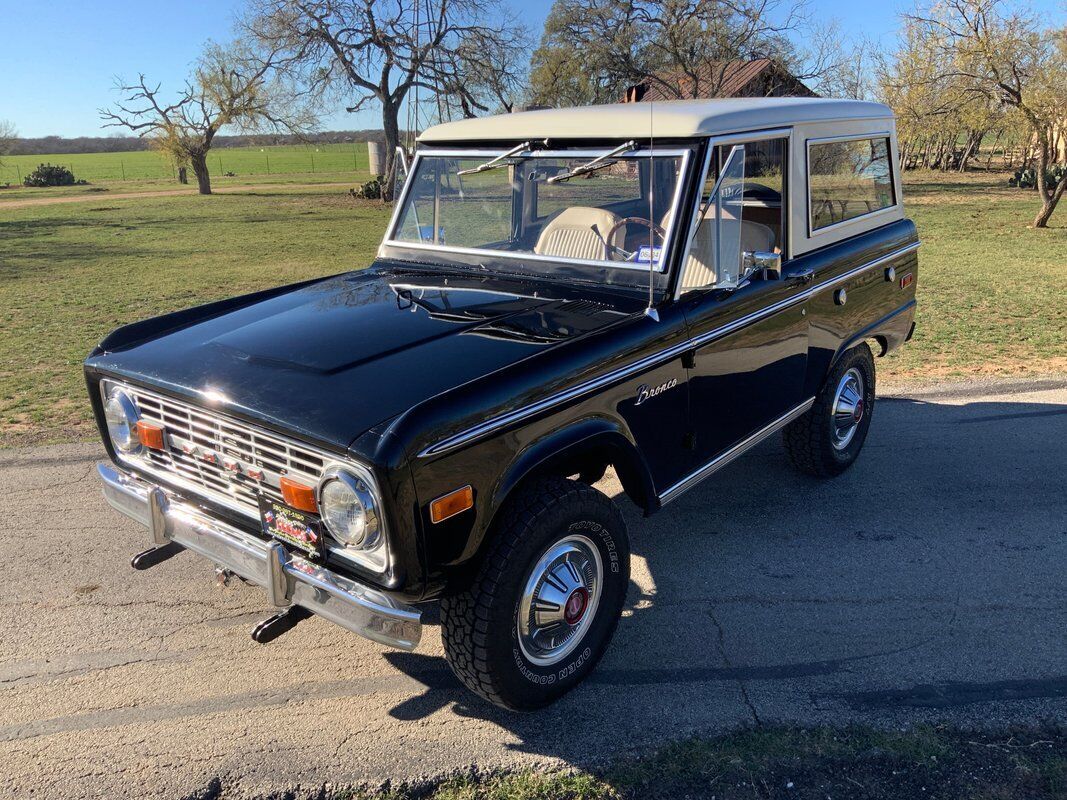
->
[808, 137, 895, 232]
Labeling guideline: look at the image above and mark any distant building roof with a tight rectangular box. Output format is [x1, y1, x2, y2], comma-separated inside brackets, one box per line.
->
[623, 59, 818, 103]
[419, 97, 892, 143]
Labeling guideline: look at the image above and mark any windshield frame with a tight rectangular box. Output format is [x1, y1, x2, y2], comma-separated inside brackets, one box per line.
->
[381, 145, 693, 277]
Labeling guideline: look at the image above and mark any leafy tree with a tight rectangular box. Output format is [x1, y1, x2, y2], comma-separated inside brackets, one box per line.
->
[528, 0, 841, 107]
[895, 0, 1067, 227]
[244, 0, 530, 201]
[100, 40, 314, 194]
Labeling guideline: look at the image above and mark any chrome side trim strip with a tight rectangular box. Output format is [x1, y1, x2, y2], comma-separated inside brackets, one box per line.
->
[687, 240, 920, 352]
[418, 241, 919, 458]
[419, 335, 695, 457]
[658, 397, 816, 504]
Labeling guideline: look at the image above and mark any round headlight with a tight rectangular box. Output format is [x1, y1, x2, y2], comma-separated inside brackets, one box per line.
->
[318, 468, 380, 549]
[104, 388, 141, 453]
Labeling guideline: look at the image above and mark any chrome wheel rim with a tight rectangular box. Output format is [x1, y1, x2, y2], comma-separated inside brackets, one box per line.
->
[831, 368, 865, 450]
[517, 534, 603, 667]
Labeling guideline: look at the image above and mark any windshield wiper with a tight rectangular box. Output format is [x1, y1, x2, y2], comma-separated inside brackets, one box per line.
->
[546, 140, 638, 184]
[456, 139, 547, 176]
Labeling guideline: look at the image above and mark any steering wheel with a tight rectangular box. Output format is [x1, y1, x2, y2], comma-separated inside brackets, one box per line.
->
[604, 216, 666, 260]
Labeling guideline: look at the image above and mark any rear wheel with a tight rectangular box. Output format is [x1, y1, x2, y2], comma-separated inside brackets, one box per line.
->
[440, 477, 630, 710]
[784, 343, 875, 477]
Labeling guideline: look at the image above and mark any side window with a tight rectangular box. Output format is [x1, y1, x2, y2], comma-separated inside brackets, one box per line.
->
[808, 137, 895, 232]
[394, 146, 410, 199]
[680, 137, 786, 293]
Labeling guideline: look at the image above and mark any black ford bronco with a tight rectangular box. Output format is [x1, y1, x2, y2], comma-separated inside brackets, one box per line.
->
[89, 98, 918, 709]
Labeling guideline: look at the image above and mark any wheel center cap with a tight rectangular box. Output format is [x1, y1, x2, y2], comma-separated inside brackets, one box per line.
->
[564, 587, 589, 625]
[852, 398, 864, 422]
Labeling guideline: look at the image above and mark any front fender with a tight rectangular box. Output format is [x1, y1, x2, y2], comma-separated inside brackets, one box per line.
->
[496, 416, 655, 511]
[449, 417, 656, 567]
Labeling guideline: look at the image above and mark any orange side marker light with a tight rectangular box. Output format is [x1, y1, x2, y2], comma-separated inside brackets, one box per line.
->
[280, 476, 318, 513]
[135, 421, 166, 451]
[430, 485, 474, 524]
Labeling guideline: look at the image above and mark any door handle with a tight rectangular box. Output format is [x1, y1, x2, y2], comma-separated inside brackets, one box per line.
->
[786, 267, 815, 287]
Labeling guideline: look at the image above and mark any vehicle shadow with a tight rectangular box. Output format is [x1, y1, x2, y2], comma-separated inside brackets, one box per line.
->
[380, 389, 1067, 765]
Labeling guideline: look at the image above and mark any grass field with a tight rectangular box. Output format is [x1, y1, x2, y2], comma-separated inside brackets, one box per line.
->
[0, 170, 1064, 448]
[351, 724, 1065, 799]
[0, 142, 373, 185]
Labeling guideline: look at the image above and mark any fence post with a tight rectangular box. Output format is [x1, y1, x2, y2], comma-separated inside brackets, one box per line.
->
[15, 166, 21, 184]
[121, 161, 126, 181]
[266, 153, 270, 174]
[310, 152, 315, 173]
[219, 156, 223, 175]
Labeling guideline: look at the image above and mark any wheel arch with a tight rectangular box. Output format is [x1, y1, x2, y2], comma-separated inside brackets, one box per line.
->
[491, 417, 657, 519]
[827, 300, 916, 376]
[440, 417, 653, 588]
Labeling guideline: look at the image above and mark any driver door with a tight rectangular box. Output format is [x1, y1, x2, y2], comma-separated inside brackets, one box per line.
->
[674, 134, 811, 486]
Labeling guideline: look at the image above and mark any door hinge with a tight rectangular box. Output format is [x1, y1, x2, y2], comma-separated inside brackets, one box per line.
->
[683, 431, 697, 450]
[681, 350, 696, 369]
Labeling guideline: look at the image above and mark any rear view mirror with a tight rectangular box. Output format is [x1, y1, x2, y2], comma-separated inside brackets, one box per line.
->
[743, 251, 782, 281]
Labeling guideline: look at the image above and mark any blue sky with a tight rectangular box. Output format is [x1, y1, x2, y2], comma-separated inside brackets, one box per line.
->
[0, 0, 1062, 138]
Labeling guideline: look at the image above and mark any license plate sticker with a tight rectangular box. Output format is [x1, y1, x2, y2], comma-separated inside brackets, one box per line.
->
[258, 496, 324, 559]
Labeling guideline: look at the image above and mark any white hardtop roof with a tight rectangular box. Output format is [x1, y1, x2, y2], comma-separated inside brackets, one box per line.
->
[418, 97, 894, 144]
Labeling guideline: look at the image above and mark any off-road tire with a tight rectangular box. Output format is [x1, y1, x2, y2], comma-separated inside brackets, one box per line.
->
[783, 343, 876, 478]
[440, 477, 630, 711]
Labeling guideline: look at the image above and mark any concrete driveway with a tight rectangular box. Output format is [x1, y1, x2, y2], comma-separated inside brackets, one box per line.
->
[1, 377, 1064, 799]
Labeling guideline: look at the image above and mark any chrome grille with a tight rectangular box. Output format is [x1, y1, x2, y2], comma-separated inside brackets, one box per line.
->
[116, 383, 328, 519]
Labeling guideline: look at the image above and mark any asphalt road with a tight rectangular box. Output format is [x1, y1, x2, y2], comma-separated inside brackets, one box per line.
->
[1, 377, 1065, 799]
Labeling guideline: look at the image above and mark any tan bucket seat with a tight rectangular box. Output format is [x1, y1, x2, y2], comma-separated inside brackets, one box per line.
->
[680, 210, 777, 290]
[534, 207, 626, 261]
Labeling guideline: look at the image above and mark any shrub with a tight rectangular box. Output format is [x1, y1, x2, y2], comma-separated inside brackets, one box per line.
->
[351, 175, 383, 199]
[1008, 164, 1066, 190]
[23, 163, 80, 187]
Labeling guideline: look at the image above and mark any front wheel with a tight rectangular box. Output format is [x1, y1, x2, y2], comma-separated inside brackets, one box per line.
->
[440, 477, 630, 710]
[783, 343, 876, 477]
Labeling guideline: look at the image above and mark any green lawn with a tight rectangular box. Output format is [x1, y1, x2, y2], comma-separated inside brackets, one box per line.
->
[884, 171, 1067, 382]
[0, 170, 372, 203]
[0, 142, 372, 185]
[345, 724, 1065, 800]
[0, 187, 393, 446]
[0, 171, 1064, 448]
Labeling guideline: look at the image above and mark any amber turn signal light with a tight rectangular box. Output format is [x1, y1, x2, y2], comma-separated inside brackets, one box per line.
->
[280, 476, 318, 513]
[135, 421, 166, 451]
[430, 485, 474, 524]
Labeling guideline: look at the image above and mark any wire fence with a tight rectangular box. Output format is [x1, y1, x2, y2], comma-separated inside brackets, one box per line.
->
[0, 143, 374, 186]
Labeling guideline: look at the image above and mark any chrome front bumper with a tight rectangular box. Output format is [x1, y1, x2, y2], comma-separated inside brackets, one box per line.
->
[97, 461, 421, 650]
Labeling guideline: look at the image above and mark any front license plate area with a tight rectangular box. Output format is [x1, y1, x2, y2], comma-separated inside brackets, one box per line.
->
[258, 496, 324, 560]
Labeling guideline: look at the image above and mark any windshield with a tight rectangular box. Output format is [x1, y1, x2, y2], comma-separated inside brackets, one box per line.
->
[388, 149, 688, 272]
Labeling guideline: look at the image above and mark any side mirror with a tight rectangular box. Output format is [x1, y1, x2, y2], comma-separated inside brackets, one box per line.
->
[743, 251, 782, 281]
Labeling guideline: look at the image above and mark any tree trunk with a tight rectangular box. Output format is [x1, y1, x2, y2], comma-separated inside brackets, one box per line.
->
[190, 153, 212, 195]
[1033, 163, 1067, 228]
[380, 103, 400, 203]
[1021, 110, 1062, 228]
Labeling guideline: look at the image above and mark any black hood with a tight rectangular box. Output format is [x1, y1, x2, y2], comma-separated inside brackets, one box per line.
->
[86, 265, 639, 450]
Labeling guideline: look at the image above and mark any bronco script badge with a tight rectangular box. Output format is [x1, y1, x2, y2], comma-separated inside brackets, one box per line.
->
[635, 378, 678, 405]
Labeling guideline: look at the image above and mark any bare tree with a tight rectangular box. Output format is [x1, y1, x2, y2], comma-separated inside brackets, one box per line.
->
[0, 120, 16, 166]
[244, 0, 530, 201]
[528, 0, 842, 106]
[101, 40, 314, 194]
[898, 0, 1067, 227]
